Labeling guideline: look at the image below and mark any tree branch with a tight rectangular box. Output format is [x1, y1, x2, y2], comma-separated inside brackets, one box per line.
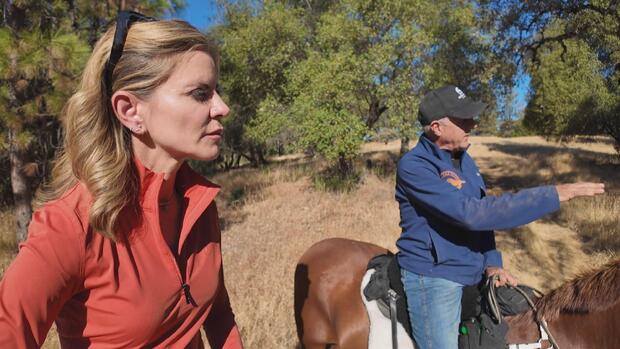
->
[523, 31, 577, 64]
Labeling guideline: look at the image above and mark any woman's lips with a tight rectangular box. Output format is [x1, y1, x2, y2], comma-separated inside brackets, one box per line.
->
[204, 129, 223, 140]
[207, 130, 223, 136]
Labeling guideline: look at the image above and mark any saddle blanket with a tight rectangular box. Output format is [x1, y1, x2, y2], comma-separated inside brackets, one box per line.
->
[361, 269, 416, 349]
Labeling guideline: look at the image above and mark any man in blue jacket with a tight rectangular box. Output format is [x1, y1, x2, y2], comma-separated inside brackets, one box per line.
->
[396, 85, 605, 349]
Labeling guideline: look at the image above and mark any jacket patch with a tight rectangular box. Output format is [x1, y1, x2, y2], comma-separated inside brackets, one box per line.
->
[440, 170, 466, 189]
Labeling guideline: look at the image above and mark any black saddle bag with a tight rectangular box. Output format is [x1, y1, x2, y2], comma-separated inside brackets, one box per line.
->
[363, 253, 413, 339]
[458, 280, 538, 349]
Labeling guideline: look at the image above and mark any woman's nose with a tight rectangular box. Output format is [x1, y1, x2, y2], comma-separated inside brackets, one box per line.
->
[210, 91, 230, 119]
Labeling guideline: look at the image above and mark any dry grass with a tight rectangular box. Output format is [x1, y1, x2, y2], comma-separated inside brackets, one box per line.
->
[558, 194, 620, 251]
[0, 209, 16, 275]
[0, 136, 618, 348]
[211, 168, 401, 348]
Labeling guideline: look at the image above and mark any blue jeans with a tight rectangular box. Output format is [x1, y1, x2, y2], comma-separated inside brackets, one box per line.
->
[401, 269, 463, 349]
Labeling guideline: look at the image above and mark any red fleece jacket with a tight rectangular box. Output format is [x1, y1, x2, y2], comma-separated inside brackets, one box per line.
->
[0, 159, 243, 348]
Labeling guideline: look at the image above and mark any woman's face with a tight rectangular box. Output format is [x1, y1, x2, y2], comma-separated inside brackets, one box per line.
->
[139, 51, 229, 162]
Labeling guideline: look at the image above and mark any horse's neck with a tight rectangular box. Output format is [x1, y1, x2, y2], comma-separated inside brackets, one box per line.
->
[505, 312, 539, 344]
[506, 302, 620, 349]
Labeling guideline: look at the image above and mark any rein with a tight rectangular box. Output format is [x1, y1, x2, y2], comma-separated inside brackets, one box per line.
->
[485, 275, 560, 349]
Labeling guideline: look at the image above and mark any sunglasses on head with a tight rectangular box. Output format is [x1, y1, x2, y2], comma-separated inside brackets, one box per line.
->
[103, 10, 157, 97]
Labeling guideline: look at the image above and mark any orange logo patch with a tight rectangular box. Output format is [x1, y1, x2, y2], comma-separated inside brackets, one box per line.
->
[440, 170, 466, 189]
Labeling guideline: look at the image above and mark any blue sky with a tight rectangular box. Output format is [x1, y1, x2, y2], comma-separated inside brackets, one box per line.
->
[174, 0, 222, 30]
[175, 0, 530, 120]
[513, 73, 530, 119]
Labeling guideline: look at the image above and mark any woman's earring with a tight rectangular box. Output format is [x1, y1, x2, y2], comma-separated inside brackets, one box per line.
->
[132, 125, 141, 133]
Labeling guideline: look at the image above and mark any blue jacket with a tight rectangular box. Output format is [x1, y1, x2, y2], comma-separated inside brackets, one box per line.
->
[395, 135, 560, 285]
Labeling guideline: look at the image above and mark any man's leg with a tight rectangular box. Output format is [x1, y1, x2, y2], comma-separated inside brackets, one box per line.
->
[400, 269, 463, 349]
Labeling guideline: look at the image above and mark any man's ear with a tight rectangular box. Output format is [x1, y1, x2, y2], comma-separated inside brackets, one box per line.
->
[429, 120, 442, 137]
[111, 91, 145, 134]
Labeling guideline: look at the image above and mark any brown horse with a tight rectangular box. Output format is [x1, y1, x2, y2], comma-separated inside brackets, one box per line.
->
[294, 238, 620, 349]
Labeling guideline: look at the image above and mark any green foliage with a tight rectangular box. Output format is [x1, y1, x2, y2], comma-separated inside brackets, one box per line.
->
[286, 47, 366, 162]
[476, 111, 498, 135]
[214, 0, 507, 179]
[0, 4, 91, 197]
[295, 103, 366, 163]
[0, 0, 183, 207]
[489, 0, 620, 148]
[498, 118, 533, 137]
[524, 21, 614, 139]
[213, 2, 308, 163]
[245, 95, 294, 153]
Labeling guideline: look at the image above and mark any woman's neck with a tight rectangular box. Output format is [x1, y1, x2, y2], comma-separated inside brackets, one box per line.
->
[132, 139, 183, 204]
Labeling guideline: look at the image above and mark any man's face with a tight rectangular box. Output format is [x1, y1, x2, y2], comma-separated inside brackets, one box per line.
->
[431, 116, 477, 152]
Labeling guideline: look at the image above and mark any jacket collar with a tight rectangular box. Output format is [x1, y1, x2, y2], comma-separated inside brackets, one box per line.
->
[133, 156, 220, 211]
[133, 156, 221, 250]
[418, 134, 453, 164]
[418, 134, 471, 165]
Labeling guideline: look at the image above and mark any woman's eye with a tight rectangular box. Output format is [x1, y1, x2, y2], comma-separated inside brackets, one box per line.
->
[191, 88, 212, 102]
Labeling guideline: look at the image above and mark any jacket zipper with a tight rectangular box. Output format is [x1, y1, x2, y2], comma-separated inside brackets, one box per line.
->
[181, 283, 198, 307]
[153, 189, 199, 308]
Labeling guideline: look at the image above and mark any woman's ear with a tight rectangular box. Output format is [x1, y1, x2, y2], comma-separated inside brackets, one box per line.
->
[111, 91, 145, 135]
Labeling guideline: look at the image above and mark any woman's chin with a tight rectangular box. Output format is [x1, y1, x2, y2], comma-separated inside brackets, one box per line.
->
[192, 148, 220, 162]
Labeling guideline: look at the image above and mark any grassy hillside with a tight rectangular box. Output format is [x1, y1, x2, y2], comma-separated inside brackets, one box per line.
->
[0, 136, 618, 348]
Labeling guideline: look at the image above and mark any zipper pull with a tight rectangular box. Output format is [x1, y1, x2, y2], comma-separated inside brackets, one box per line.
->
[181, 283, 198, 307]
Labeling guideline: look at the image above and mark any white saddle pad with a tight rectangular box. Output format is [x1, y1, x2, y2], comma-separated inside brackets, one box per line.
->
[361, 269, 416, 349]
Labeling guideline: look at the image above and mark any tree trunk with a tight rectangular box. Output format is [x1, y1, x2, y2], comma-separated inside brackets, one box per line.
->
[365, 96, 388, 129]
[399, 136, 410, 155]
[9, 130, 33, 243]
[248, 145, 269, 167]
[337, 155, 352, 176]
[6, 41, 33, 243]
[257, 146, 268, 166]
[247, 146, 258, 167]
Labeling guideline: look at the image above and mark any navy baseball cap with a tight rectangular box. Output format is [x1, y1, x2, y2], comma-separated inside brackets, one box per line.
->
[418, 85, 487, 126]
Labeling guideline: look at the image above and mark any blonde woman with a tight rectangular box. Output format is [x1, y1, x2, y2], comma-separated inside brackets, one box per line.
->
[0, 11, 243, 349]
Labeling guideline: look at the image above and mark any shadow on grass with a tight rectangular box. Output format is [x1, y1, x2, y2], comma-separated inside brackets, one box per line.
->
[359, 150, 401, 179]
[481, 142, 620, 190]
[481, 142, 620, 254]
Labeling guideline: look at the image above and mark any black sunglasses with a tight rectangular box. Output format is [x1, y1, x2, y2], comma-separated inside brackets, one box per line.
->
[103, 11, 157, 97]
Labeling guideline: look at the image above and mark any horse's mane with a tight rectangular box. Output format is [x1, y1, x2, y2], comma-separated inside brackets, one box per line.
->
[535, 258, 620, 321]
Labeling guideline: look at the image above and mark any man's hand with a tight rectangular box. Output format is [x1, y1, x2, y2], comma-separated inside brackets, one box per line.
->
[485, 267, 518, 287]
[555, 182, 605, 202]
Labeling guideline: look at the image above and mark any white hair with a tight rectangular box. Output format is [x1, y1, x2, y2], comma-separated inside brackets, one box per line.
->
[423, 117, 448, 137]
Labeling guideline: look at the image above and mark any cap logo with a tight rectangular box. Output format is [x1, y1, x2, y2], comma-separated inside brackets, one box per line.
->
[455, 87, 466, 99]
